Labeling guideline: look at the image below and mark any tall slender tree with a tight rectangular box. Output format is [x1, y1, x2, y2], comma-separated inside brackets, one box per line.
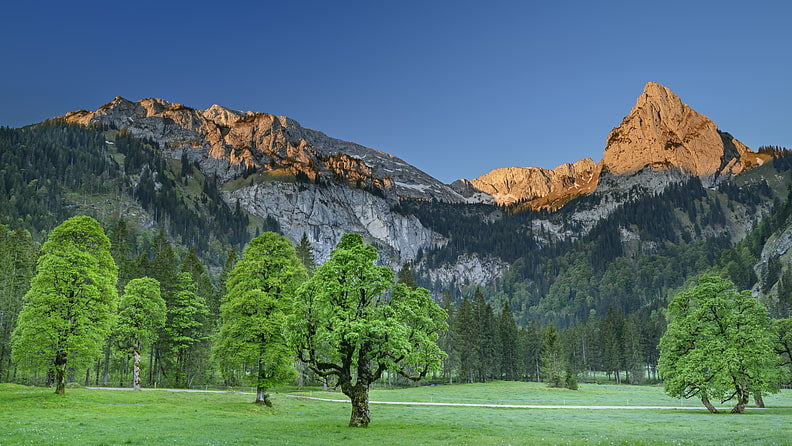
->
[115, 277, 166, 390]
[213, 232, 307, 406]
[166, 272, 208, 388]
[540, 323, 566, 388]
[498, 301, 519, 380]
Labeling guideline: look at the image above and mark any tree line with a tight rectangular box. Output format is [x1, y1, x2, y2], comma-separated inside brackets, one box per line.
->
[6, 217, 445, 427]
[433, 287, 664, 388]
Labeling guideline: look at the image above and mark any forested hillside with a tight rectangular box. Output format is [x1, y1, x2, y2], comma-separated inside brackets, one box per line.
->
[1, 119, 791, 390]
[0, 121, 261, 258]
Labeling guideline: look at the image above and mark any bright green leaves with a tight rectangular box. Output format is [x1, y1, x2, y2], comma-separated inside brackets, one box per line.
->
[658, 275, 787, 413]
[11, 216, 118, 395]
[213, 232, 306, 401]
[115, 277, 166, 352]
[289, 233, 447, 425]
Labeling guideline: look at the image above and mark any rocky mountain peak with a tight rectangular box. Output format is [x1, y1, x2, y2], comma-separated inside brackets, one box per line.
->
[452, 158, 599, 207]
[601, 81, 755, 186]
[61, 97, 465, 203]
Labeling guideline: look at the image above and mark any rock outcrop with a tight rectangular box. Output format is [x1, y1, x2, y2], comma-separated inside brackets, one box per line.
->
[64, 97, 465, 203]
[601, 82, 755, 187]
[452, 158, 599, 207]
[225, 181, 444, 264]
[63, 97, 466, 265]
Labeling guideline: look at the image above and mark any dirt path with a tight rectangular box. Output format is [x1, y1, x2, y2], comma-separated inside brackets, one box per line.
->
[287, 394, 703, 410]
[87, 387, 708, 410]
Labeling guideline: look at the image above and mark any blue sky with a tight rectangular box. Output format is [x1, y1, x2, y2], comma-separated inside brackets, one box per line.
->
[1, 1, 790, 183]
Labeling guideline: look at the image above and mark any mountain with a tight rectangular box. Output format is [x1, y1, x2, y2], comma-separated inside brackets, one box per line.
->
[65, 97, 464, 202]
[1, 81, 787, 327]
[63, 97, 466, 263]
[601, 82, 758, 186]
[450, 158, 599, 208]
[456, 82, 765, 207]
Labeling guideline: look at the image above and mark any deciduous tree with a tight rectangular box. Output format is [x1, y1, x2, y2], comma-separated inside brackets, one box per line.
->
[213, 233, 306, 406]
[11, 216, 118, 395]
[289, 233, 447, 427]
[659, 275, 787, 413]
[115, 277, 166, 390]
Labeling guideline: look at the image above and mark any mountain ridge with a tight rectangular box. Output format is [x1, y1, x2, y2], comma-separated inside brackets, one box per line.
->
[53, 81, 776, 283]
[457, 81, 762, 207]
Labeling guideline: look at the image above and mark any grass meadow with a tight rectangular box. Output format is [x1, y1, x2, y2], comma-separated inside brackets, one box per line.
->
[1, 381, 790, 445]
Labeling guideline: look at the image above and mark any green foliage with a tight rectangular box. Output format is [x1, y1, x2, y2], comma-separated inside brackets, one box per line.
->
[115, 277, 166, 351]
[0, 225, 36, 381]
[165, 272, 209, 387]
[213, 232, 307, 405]
[658, 275, 788, 413]
[541, 324, 566, 388]
[10, 216, 118, 394]
[115, 277, 166, 390]
[289, 233, 447, 426]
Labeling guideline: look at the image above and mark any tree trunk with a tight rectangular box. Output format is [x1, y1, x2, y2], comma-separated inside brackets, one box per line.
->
[701, 394, 719, 414]
[347, 384, 370, 427]
[254, 359, 272, 407]
[255, 385, 272, 407]
[730, 380, 749, 414]
[754, 393, 765, 408]
[54, 352, 67, 396]
[102, 341, 110, 386]
[133, 339, 142, 391]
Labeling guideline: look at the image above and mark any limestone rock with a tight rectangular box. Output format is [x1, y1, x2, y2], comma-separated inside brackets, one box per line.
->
[225, 181, 445, 265]
[601, 82, 753, 186]
[453, 158, 599, 207]
[419, 253, 510, 289]
[63, 97, 465, 203]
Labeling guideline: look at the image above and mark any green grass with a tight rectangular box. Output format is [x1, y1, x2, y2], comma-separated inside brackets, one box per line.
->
[1, 382, 790, 445]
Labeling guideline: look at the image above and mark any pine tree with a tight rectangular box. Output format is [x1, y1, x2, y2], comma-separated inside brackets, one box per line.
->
[498, 301, 519, 380]
[0, 226, 36, 381]
[540, 323, 566, 388]
[294, 232, 315, 275]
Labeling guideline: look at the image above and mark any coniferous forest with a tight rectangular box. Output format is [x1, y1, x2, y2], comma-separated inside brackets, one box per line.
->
[1, 120, 791, 392]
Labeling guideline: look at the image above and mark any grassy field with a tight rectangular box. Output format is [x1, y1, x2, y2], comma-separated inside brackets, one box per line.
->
[1, 382, 790, 445]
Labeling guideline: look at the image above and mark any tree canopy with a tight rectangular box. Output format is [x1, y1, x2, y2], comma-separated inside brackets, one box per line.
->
[115, 277, 166, 390]
[289, 233, 447, 427]
[658, 275, 787, 413]
[11, 216, 118, 395]
[213, 232, 307, 406]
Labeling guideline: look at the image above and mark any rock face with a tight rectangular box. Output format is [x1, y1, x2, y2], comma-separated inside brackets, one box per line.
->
[225, 181, 444, 264]
[601, 82, 753, 186]
[452, 158, 599, 207]
[419, 253, 511, 289]
[64, 97, 465, 203]
[63, 97, 467, 265]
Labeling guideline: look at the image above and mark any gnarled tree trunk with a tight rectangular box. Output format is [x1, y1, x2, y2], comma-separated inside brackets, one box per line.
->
[54, 351, 67, 395]
[730, 380, 749, 414]
[254, 359, 272, 407]
[754, 392, 765, 408]
[701, 394, 718, 413]
[347, 383, 370, 427]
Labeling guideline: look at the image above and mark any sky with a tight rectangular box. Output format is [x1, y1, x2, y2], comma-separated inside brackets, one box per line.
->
[1, 1, 790, 184]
